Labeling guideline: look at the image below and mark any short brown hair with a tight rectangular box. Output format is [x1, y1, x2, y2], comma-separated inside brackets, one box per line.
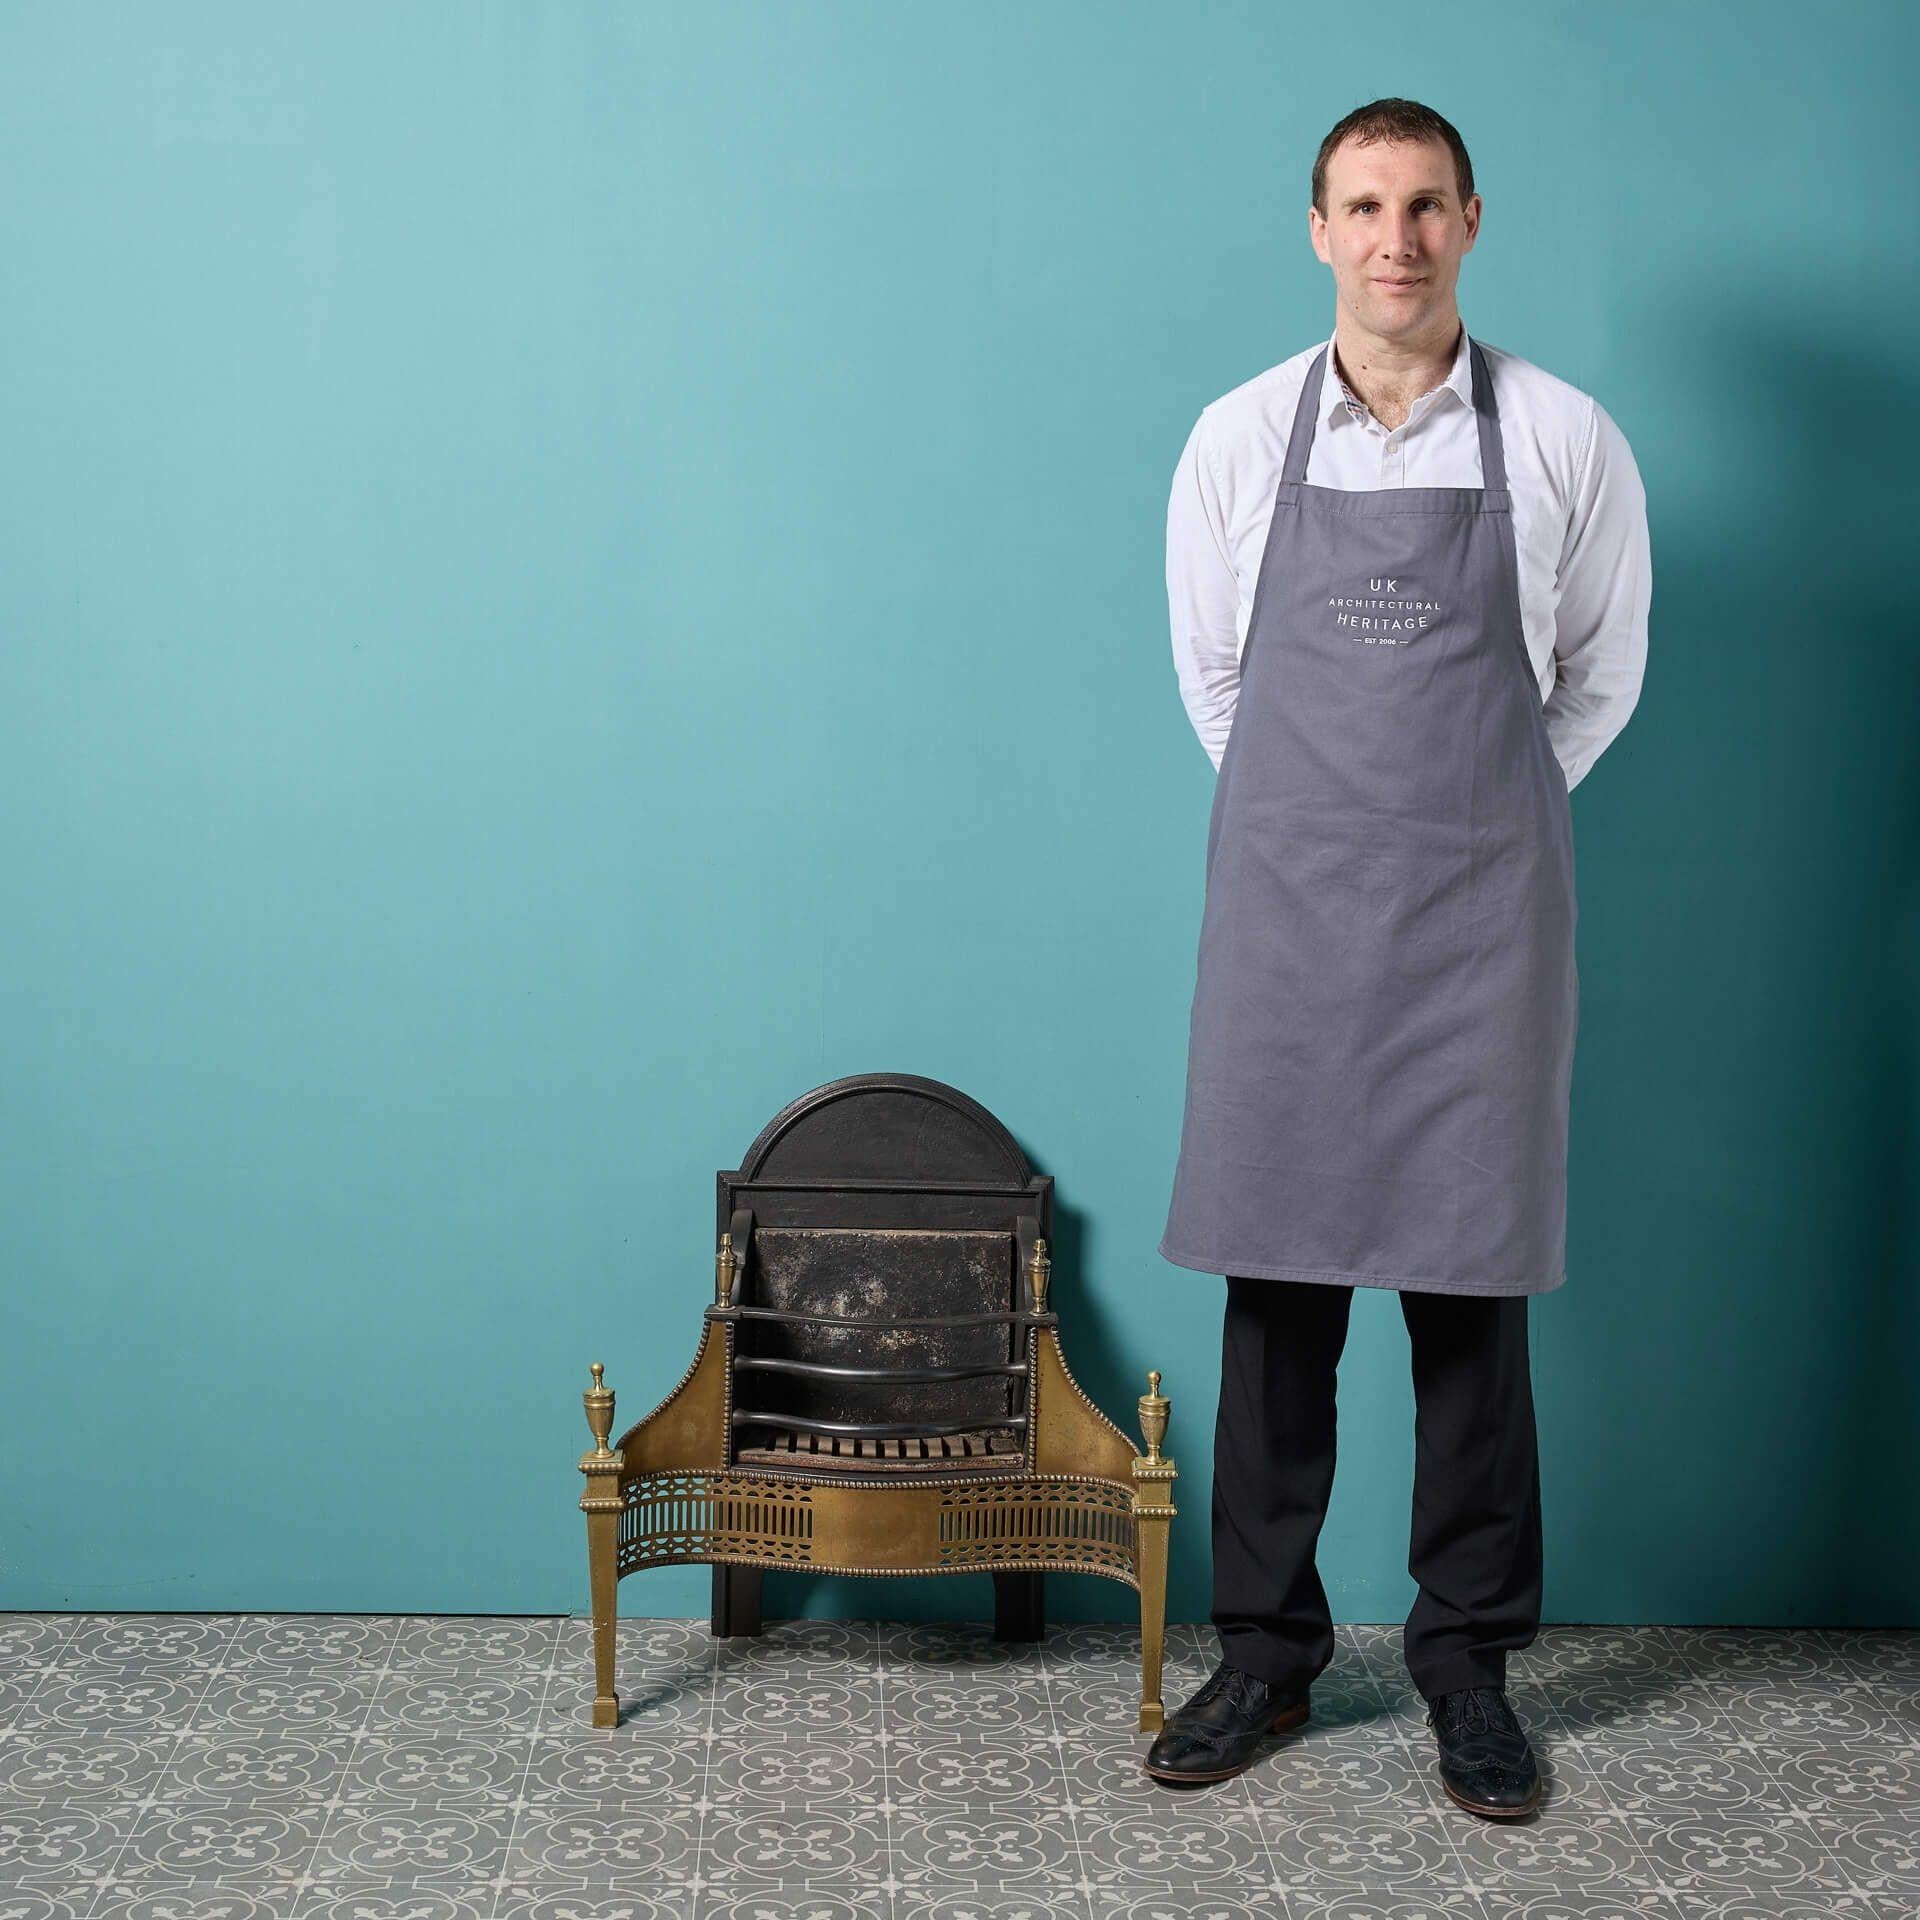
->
[1311, 98, 1474, 219]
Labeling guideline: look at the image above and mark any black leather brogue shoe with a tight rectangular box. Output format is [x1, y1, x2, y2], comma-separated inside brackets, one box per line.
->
[1425, 1684, 1542, 1817]
[1142, 1661, 1310, 1786]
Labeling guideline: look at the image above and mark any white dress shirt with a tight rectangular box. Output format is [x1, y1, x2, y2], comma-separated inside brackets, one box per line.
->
[1167, 322, 1650, 790]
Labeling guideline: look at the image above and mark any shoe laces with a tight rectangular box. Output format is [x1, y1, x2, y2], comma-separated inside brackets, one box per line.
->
[1194, 1662, 1270, 1712]
[1426, 1684, 1514, 1737]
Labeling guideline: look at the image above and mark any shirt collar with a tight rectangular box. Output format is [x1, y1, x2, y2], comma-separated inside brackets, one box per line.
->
[1323, 321, 1474, 427]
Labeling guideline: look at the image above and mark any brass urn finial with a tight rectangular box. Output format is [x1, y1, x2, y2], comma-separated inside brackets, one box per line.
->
[715, 1231, 738, 1306]
[1138, 1368, 1169, 1463]
[583, 1361, 616, 1458]
[1026, 1236, 1051, 1314]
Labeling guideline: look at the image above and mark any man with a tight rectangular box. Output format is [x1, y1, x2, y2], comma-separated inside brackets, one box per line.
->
[1150, 99, 1651, 1818]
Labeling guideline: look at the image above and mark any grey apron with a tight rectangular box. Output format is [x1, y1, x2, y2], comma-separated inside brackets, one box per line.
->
[1159, 338, 1577, 1296]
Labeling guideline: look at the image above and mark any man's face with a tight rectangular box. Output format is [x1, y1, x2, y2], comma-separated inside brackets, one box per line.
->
[1309, 135, 1480, 340]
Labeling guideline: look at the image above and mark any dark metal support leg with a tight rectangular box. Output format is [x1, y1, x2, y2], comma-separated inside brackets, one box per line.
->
[993, 1571, 1045, 1641]
[711, 1564, 765, 1637]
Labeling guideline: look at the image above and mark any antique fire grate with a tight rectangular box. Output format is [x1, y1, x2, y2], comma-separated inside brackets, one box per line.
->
[576, 1073, 1178, 1734]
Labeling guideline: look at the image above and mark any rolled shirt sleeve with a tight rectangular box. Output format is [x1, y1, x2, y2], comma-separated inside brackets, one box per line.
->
[1545, 397, 1651, 792]
[1167, 410, 1244, 771]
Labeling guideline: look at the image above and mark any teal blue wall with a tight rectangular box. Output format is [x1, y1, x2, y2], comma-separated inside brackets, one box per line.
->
[3, 2, 1913, 1626]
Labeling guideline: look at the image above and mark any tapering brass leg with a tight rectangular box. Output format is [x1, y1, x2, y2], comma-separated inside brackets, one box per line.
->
[586, 1504, 620, 1728]
[1134, 1495, 1172, 1733]
[579, 1364, 626, 1730]
[1133, 1370, 1177, 1736]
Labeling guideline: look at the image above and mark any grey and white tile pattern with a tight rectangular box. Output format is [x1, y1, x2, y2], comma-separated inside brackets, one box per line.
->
[0, 1612, 1912, 1917]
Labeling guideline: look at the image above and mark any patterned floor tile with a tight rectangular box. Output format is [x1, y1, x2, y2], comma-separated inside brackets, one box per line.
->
[706, 1732, 888, 1807]
[1710, 1678, 1907, 1745]
[340, 1731, 536, 1803]
[1085, 1890, 1291, 1920]
[224, 1613, 406, 1669]
[879, 1634, 1050, 1689]
[879, 1672, 1052, 1741]
[159, 1732, 360, 1803]
[63, 1617, 239, 1669]
[1543, 1671, 1740, 1745]
[106, 1800, 331, 1888]
[186, 1672, 383, 1736]
[0, 1890, 91, 1920]
[362, 1667, 551, 1736]
[1285, 1891, 1485, 1918]
[389, 1616, 567, 1670]
[1044, 1619, 1196, 1657]
[0, 1733, 178, 1804]
[543, 1666, 710, 1737]
[503, 1800, 705, 1884]
[0, 1799, 141, 1886]
[708, 1674, 884, 1742]
[1442, 1808, 1666, 1890]
[555, 1615, 718, 1669]
[700, 1805, 893, 1885]
[1578, 1736, 1797, 1815]
[714, 1619, 878, 1665]
[1299, 1670, 1423, 1736]
[305, 1801, 518, 1885]
[1670, 1625, 1851, 1683]
[0, 1619, 82, 1668]
[1798, 1810, 1920, 1894]
[1478, 1893, 1902, 1919]
[1625, 1808, 1863, 1892]
[0, 1615, 1907, 1916]
[520, 1730, 707, 1804]
[1765, 1734, 1919, 1813]
[1524, 1624, 1688, 1678]
[1228, 1721, 1439, 1813]
[292, 1889, 495, 1920]
[92, 1885, 300, 1920]
[501, 1892, 693, 1920]
[1050, 1673, 1212, 1740]
[1073, 1802, 1275, 1887]
[1262, 1808, 1471, 1885]
[0, 1673, 49, 1734]
[0, 1889, 93, 1920]
[888, 1801, 1082, 1890]
[14, 1669, 215, 1735]
[887, 1731, 1068, 1807]
[901, 1888, 1095, 1920]
[1820, 1626, 1920, 1688]
[698, 1881, 892, 1919]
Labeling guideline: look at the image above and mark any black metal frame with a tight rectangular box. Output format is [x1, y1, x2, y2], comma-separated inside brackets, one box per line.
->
[709, 1073, 1055, 1640]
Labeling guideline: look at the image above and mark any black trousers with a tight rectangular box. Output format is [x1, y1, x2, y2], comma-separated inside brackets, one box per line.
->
[1211, 1274, 1542, 1704]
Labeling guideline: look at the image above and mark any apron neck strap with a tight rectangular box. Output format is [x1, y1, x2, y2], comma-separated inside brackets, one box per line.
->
[1282, 333, 1508, 491]
[1468, 339, 1507, 490]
